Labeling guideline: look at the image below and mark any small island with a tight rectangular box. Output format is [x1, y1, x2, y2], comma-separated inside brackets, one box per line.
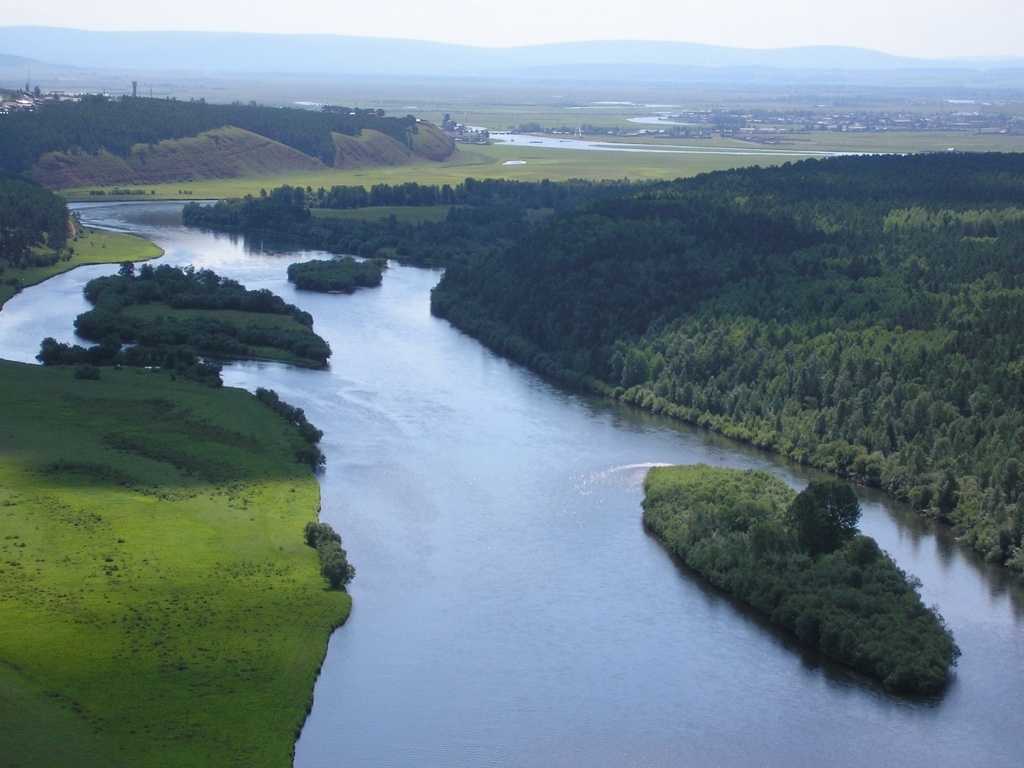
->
[287, 256, 385, 293]
[642, 465, 960, 694]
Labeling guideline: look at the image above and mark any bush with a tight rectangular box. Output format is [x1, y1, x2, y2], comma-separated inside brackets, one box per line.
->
[303, 521, 354, 589]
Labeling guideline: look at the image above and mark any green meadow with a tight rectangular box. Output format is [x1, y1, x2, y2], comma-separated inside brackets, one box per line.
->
[0, 360, 349, 767]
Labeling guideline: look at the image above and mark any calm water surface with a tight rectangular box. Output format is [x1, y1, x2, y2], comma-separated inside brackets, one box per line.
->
[488, 132, 843, 158]
[1, 201, 1022, 767]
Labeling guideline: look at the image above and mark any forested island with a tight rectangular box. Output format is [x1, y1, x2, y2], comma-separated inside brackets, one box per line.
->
[37, 262, 332, 384]
[643, 465, 959, 694]
[288, 256, 385, 293]
[430, 153, 1024, 572]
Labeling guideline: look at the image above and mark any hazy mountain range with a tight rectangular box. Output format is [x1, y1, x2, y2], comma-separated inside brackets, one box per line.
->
[1, 26, 1022, 82]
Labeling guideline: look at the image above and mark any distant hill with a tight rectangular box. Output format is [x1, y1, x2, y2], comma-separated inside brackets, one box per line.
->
[30, 126, 327, 188]
[0, 26, 1022, 81]
[0, 97, 456, 188]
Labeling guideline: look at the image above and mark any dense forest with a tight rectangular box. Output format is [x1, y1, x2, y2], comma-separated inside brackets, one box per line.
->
[430, 153, 1024, 571]
[0, 96, 418, 174]
[182, 178, 645, 266]
[0, 172, 70, 272]
[38, 263, 331, 383]
[643, 465, 959, 694]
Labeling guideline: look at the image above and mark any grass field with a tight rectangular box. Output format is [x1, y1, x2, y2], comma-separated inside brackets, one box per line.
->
[0, 228, 164, 309]
[0, 360, 350, 767]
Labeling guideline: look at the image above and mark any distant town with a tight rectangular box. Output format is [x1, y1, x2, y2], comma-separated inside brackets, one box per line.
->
[514, 105, 1024, 144]
[0, 85, 91, 114]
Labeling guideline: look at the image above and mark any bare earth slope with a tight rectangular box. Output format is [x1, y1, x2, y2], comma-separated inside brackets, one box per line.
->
[331, 123, 456, 169]
[30, 126, 327, 188]
[332, 128, 414, 169]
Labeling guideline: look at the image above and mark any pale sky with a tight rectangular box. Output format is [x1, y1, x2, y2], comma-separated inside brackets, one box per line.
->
[1, 0, 1022, 59]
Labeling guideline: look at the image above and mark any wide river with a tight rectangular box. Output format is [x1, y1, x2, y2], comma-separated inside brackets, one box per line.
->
[1, 201, 1022, 767]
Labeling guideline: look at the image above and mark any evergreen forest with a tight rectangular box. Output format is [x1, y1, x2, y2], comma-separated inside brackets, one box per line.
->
[182, 178, 646, 266]
[0, 172, 70, 270]
[429, 153, 1024, 571]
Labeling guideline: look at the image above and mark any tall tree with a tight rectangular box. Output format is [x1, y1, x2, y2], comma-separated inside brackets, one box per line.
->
[788, 480, 861, 556]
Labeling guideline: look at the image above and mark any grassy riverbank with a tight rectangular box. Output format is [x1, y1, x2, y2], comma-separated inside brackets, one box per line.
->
[0, 227, 163, 309]
[0, 359, 350, 767]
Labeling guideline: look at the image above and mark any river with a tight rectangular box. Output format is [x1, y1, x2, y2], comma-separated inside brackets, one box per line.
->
[1, 201, 1022, 767]
[487, 132, 846, 158]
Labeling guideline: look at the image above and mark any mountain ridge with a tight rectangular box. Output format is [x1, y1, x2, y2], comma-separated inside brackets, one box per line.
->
[2, 26, 1022, 79]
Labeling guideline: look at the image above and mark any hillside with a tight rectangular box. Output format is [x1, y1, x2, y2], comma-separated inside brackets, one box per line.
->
[0, 97, 455, 187]
[332, 129, 415, 169]
[31, 127, 326, 188]
[430, 153, 1024, 572]
[331, 122, 457, 169]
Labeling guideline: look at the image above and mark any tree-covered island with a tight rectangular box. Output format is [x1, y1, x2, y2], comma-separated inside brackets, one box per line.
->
[287, 256, 385, 293]
[643, 465, 960, 694]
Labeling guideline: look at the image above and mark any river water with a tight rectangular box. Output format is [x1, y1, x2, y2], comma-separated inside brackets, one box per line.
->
[487, 132, 845, 158]
[1, 201, 1022, 767]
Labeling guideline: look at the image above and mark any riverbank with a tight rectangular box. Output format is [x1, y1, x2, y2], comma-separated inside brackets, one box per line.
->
[0, 226, 163, 309]
[0, 356, 348, 765]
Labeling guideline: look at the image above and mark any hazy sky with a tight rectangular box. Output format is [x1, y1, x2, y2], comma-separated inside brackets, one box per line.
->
[1, 0, 1022, 59]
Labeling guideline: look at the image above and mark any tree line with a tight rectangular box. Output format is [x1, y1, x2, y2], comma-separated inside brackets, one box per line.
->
[430, 152, 1024, 572]
[255, 387, 325, 470]
[182, 178, 646, 267]
[0, 172, 69, 273]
